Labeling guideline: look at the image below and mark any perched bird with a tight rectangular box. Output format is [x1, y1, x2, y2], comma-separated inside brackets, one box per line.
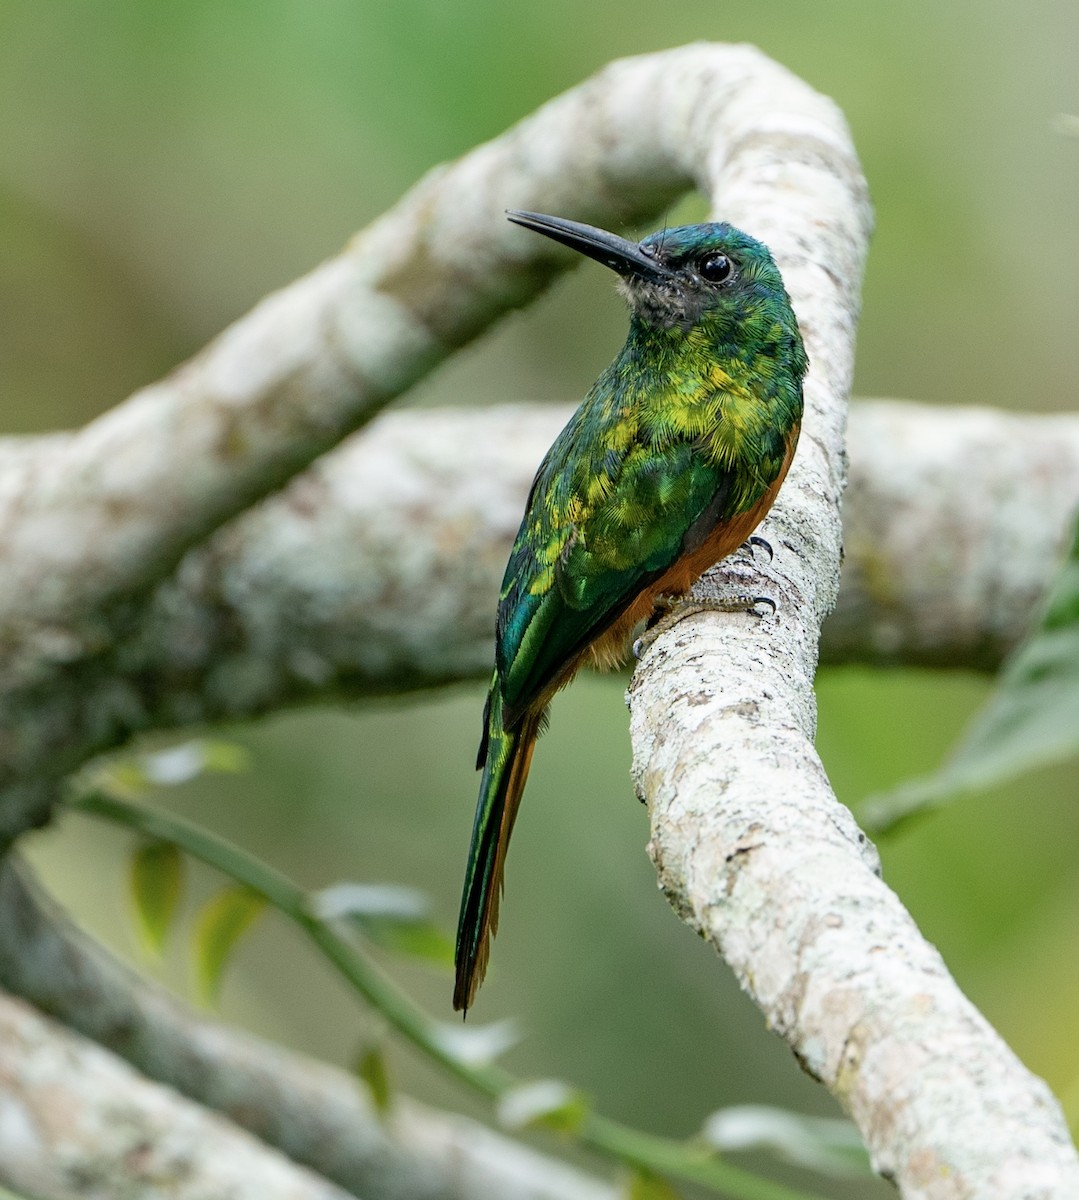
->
[454, 210, 807, 1011]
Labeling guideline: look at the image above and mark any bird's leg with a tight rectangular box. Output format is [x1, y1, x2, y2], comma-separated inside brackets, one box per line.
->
[633, 592, 776, 658]
[738, 534, 774, 562]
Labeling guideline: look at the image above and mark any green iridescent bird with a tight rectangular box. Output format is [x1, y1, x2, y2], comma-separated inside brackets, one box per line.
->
[454, 210, 808, 1011]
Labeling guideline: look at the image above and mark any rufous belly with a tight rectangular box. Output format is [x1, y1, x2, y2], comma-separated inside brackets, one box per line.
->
[585, 428, 798, 671]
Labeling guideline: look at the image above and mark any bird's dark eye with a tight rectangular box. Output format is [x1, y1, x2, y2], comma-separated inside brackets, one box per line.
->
[698, 253, 733, 283]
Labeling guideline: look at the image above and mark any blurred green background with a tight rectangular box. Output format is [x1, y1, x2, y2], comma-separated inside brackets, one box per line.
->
[2, 1, 1078, 1194]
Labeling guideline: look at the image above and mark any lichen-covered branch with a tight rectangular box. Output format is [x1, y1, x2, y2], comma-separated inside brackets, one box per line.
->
[0, 399, 1074, 834]
[0, 988, 355, 1200]
[619, 62, 1079, 1197]
[122, 397, 1079, 715]
[833, 399, 1079, 669]
[0, 857, 614, 1200]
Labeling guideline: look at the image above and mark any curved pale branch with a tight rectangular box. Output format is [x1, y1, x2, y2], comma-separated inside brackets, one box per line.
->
[619, 75, 1079, 1199]
[0, 42, 867, 843]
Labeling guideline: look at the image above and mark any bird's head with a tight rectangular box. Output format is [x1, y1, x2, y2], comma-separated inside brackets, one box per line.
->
[507, 210, 794, 334]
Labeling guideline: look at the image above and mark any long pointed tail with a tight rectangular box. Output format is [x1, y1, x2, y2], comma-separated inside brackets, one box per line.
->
[454, 682, 541, 1013]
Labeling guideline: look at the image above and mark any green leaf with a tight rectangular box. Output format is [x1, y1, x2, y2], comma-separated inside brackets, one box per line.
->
[94, 759, 153, 799]
[862, 521, 1079, 834]
[496, 1079, 590, 1133]
[361, 916, 455, 966]
[192, 885, 266, 1005]
[626, 1169, 683, 1200]
[310, 883, 454, 968]
[702, 1105, 873, 1179]
[199, 739, 252, 774]
[355, 1044, 393, 1117]
[128, 839, 184, 956]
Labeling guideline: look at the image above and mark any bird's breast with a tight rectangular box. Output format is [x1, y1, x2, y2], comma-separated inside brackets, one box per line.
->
[584, 422, 799, 671]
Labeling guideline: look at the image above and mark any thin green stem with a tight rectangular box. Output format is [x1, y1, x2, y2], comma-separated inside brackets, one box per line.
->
[582, 1114, 831, 1200]
[70, 789, 835, 1200]
[72, 790, 508, 1096]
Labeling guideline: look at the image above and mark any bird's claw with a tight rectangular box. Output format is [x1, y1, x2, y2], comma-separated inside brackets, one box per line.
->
[634, 592, 778, 656]
[718, 593, 777, 618]
[739, 535, 774, 562]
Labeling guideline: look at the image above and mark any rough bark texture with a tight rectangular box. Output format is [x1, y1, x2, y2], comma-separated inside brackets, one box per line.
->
[619, 55, 1079, 1200]
[53, 397, 1079, 739]
[834, 400, 1079, 669]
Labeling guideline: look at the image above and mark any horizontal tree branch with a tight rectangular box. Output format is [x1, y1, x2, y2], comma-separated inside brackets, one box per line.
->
[0, 987, 355, 1200]
[127, 396, 1079, 713]
[0, 857, 614, 1200]
[0, 398, 1071, 827]
[834, 399, 1079, 669]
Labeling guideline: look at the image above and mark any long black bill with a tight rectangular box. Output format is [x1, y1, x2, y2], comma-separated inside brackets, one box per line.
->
[506, 210, 673, 284]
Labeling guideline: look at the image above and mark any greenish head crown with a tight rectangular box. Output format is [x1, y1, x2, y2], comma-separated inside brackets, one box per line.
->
[506, 210, 802, 344]
[630, 222, 790, 330]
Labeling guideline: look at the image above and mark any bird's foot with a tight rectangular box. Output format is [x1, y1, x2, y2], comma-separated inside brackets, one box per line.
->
[738, 535, 773, 562]
[632, 593, 776, 658]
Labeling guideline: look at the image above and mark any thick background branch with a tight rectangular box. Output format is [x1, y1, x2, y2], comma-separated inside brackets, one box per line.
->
[125, 396, 1079, 708]
[834, 400, 1079, 669]
[0, 398, 1075, 831]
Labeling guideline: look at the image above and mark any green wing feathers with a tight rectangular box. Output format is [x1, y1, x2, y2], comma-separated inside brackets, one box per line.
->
[454, 681, 543, 1012]
[495, 399, 749, 726]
